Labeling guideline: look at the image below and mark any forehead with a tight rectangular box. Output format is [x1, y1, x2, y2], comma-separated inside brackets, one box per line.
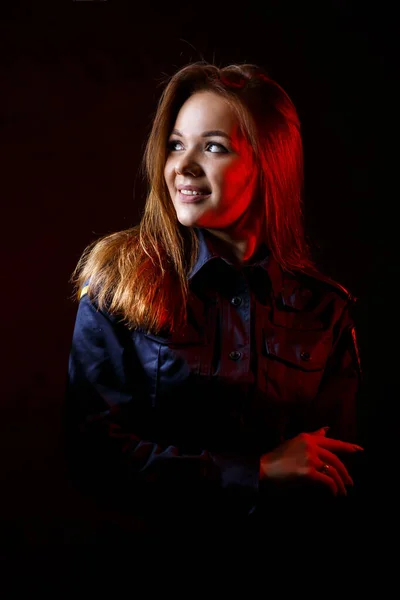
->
[174, 90, 239, 134]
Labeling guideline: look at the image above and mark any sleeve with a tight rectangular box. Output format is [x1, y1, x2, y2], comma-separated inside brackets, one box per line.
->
[255, 299, 364, 517]
[306, 299, 363, 444]
[64, 290, 260, 516]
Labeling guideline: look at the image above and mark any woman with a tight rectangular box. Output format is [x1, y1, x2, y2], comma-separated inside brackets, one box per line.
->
[65, 62, 363, 542]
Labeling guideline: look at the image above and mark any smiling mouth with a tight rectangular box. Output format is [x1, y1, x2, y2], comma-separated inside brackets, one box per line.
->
[178, 189, 211, 196]
[178, 189, 211, 202]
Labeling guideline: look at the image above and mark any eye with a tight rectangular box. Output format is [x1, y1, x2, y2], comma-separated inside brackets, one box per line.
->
[166, 139, 229, 153]
[206, 142, 228, 153]
[167, 139, 184, 151]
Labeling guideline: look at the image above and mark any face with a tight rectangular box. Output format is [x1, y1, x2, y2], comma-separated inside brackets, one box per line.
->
[164, 91, 259, 233]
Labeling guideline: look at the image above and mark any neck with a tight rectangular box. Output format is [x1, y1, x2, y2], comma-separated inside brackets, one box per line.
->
[205, 199, 265, 263]
[204, 222, 265, 266]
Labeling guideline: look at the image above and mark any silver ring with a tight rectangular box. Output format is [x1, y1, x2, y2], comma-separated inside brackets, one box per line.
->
[321, 463, 330, 474]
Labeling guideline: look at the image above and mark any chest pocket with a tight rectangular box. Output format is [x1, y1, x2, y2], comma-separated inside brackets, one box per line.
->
[260, 325, 333, 403]
[137, 294, 217, 407]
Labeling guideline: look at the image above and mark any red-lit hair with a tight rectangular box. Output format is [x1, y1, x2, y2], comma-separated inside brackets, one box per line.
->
[71, 61, 316, 335]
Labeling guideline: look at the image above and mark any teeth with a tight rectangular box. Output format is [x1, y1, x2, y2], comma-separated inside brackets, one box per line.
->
[180, 189, 208, 195]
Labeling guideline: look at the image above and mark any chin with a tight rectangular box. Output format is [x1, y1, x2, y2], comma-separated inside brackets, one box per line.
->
[176, 214, 200, 228]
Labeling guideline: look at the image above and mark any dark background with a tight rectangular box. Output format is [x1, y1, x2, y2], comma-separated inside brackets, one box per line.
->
[0, 0, 397, 577]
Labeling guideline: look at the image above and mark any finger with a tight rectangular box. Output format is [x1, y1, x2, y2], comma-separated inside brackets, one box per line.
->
[315, 460, 347, 496]
[309, 468, 338, 496]
[315, 437, 364, 453]
[318, 448, 354, 486]
[309, 426, 330, 437]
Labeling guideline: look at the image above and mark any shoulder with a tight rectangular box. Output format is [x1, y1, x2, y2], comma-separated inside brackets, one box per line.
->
[76, 226, 140, 302]
[76, 280, 124, 330]
[279, 265, 357, 317]
[79, 283, 90, 300]
[298, 267, 357, 304]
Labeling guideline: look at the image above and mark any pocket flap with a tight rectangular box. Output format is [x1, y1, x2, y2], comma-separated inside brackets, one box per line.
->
[264, 328, 332, 371]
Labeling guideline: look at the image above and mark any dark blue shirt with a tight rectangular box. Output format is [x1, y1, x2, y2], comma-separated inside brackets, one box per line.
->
[65, 226, 360, 533]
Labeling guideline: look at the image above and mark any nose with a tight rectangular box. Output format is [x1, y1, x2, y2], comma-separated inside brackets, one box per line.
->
[174, 155, 203, 177]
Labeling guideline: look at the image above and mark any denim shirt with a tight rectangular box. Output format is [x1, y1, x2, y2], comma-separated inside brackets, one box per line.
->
[65, 226, 361, 527]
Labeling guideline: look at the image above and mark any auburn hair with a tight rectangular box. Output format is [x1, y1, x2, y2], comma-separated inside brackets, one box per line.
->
[70, 61, 316, 335]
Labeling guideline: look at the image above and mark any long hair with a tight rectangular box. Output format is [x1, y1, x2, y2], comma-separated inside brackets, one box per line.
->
[71, 61, 315, 335]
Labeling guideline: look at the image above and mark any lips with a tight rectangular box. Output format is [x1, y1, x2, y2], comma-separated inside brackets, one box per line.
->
[177, 185, 211, 194]
[176, 183, 211, 204]
[178, 190, 211, 203]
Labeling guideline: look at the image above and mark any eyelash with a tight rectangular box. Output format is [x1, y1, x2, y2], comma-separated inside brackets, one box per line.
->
[167, 140, 228, 154]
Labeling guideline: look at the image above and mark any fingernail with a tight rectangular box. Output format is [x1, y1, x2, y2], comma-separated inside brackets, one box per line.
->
[347, 477, 354, 486]
[353, 445, 364, 451]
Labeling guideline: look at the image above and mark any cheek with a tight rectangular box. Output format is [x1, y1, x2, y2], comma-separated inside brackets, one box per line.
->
[163, 165, 169, 184]
[218, 158, 255, 194]
[164, 159, 173, 185]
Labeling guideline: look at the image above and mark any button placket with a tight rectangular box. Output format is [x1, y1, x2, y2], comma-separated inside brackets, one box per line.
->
[231, 296, 242, 307]
[230, 292, 243, 362]
[229, 350, 242, 361]
[218, 279, 249, 376]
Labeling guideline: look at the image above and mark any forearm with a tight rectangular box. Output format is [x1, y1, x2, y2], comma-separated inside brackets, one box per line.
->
[65, 388, 260, 509]
[65, 292, 260, 513]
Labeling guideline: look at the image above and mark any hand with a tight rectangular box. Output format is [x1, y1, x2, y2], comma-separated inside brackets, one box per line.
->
[259, 427, 364, 496]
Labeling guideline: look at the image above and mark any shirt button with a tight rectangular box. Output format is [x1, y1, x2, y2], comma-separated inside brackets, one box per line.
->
[300, 351, 311, 361]
[231, 296, 242, 307]
[229, 350, 242, 361]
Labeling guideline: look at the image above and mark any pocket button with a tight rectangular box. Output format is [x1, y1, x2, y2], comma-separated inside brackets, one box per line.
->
[300, 351, 311, 362]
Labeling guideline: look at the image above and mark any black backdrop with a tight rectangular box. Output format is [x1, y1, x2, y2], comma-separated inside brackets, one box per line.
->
[1, 0, 397, 579]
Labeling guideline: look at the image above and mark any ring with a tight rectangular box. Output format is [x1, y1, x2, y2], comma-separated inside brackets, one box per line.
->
[321, 463, 330, 474]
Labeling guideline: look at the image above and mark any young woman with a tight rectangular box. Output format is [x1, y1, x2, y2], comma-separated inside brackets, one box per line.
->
[65, 62, 363, 542]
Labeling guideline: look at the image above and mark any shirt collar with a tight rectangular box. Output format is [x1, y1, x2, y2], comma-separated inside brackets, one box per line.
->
[188, 226, 276, 279]
[187, 227, 311, 310]
[187, 227, 219, 280]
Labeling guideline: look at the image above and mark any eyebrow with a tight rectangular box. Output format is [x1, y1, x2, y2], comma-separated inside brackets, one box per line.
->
[171, 128, 232, 141]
